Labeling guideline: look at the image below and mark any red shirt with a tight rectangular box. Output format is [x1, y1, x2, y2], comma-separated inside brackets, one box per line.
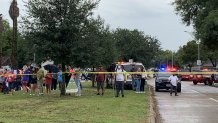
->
[96, 69, 106, 82]
[45, 73, 52, 84]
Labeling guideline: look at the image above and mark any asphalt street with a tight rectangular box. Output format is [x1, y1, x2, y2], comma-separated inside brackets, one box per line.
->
[148, 78, 218, 123]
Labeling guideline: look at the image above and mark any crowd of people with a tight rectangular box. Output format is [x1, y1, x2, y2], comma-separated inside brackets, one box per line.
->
[0, 63, 148, 97]
[0, 64, 80, 96]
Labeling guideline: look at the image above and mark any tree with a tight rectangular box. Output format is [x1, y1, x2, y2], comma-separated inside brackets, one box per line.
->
[0, 19, 31, 68]
[72, 17, 118, 68]
[172, 0, 218, 49]
[113, 28, 161, 68]
[22, 0, 100, 67]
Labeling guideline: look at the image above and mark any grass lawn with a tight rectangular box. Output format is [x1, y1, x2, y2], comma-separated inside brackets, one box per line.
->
[0, 82, 148, 123]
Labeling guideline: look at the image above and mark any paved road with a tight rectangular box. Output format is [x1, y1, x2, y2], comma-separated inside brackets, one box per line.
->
[148, 79, 218, 123]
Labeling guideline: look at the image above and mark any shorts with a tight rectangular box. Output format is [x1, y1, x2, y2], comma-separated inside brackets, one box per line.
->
[30, 80, 37, 84]
[45, 84, 51, 89]
[8, 82, 14, 90]
[97, 81, 104, 90]
[22, 81, 27, 86]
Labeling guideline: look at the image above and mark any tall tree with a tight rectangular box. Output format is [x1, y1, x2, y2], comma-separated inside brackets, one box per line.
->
[113, 28, 161, 68]
[22, 0, 99, 66]
[172, 0, 218, 49]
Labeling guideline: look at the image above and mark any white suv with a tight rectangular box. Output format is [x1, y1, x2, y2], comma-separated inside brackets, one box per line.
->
[115, 62, 145, 89]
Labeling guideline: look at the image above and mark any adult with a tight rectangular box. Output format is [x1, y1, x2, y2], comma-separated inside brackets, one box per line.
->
[36, 65, 44, 95]
[6, 71, 15, 95]
[95, 65, 106, 95]
[115, 65, 126, 97]
[140, 67, 147, 93]
[135, 68, 142, 93]
[130, 65, 137, 90]
[57, 66, 65, 96]
[74, 68, 82, 96]
[51, 68, 58, 90]
[64, 66, 71, 88]
[168, 74, 179, 96]
[30, 67, 38, 95]
[22, 65, 30, 94]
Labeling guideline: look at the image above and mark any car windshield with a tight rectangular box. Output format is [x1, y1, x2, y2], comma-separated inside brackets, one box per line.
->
[157, 74, 171, 77]
[122, 65, 144, 72]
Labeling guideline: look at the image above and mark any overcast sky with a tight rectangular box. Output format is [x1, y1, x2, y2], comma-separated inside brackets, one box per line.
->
[0, 0, 193, 51]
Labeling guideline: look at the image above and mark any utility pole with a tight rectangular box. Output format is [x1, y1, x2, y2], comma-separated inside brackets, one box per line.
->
[0, 14, 3, 68]
[9, 0, 19, 68]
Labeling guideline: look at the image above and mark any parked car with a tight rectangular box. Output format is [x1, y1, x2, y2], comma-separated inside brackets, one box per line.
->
[155, 74, 181, 92]
[192, 69, 213, 85]
[180, 69, 191, 81]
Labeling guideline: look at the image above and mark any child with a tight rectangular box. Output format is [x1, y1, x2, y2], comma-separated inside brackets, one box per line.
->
[45, 70, 52, 94]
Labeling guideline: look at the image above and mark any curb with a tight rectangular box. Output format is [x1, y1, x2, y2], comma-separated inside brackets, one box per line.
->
[148, 85, 162, 123]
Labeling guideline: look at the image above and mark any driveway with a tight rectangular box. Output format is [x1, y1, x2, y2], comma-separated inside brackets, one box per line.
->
[148, 79, 218, 123]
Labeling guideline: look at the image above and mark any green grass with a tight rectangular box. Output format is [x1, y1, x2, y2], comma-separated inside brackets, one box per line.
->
[0, 82, 148, 123]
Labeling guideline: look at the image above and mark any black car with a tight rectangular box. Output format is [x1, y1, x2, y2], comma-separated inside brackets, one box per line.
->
[155, 74, 181, 92]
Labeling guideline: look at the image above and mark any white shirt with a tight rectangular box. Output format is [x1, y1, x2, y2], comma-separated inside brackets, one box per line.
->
[116, 69, 125, 81]
[168, 75, 178, 86]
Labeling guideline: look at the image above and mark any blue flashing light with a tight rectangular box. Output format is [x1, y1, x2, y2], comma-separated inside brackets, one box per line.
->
[160, 67, 166, 72]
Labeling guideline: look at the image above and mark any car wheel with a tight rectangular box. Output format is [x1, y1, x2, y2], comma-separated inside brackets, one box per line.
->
[177, 83, 181, 92]
[193, 81, 197, 85]
[208, 81, 213, 86]
[204, 79, 210, 85]
[155, 86, 159, 92]
[81, 76, 85, 80]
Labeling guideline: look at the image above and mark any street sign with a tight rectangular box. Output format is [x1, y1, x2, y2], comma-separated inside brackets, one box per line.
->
[197, 60, 201, 65]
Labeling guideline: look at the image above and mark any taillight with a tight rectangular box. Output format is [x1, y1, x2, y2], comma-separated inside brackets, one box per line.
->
[197, 75, 202, 78]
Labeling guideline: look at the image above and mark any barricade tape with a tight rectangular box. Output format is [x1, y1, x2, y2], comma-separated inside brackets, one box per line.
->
[0, 72, 217, 77]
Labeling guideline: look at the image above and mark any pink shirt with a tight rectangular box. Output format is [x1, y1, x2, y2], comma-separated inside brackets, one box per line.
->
[70, 69, 75, 78]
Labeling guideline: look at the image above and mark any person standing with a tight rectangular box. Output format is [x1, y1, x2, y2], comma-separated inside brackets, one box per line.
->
[115, 65, 126, 97]
[45, 70, 52, 94]
[30, 67, 38, 95]
[95, 65, 106, 95]
[130, 65, 137, 90]
[51, 70, 58, 90]
[6, 71, 15, 95]
[36, 65, 44, 96]
[22, 65, 30, 94]
[57, 66, 65, 96]
[74, 68, 82, 96]
[135, 68, 142, 93]
[140, 67, 147, 93]
[168, 74, 179, 96]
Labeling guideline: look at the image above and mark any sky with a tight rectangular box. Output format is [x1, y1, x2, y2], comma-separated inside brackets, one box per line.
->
[0, 0, 194, 51]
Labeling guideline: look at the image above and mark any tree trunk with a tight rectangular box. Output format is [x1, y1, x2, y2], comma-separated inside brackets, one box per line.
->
[209, 58, 216, 67]
[92, 66, 95, 87]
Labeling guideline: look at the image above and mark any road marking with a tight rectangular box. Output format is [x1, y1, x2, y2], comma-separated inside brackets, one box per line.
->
[191, 90, 200, 93]
[209, 98, 218, 103]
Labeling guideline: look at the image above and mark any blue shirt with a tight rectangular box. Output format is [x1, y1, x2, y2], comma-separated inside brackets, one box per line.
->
[22, 70, 30, 82]
[57, 71, 63, 82]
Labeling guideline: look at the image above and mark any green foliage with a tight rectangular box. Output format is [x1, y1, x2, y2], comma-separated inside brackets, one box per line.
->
[173, 0, 218, 49]
[1, 20, 13, 56]
[198, 10, 218, 49]
[113, 29, 161, 68]
[72, 17, 118, 68]
[22, 0, 100, 66]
